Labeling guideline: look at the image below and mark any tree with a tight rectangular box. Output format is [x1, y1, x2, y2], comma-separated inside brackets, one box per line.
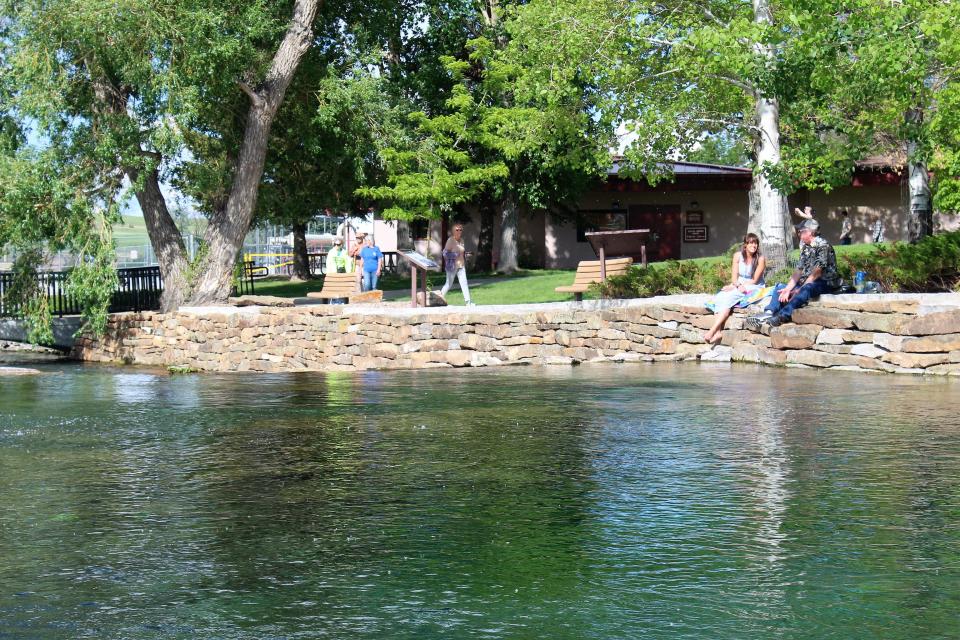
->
[256, 61, 397, 280]
[713, 1, 960, 243]
[361, 2, 611, 272]
[926, 0, 960, 218]
[507, 0, 917, 269]
[1, 0, 319, 313]
[763, 0, 940, 243]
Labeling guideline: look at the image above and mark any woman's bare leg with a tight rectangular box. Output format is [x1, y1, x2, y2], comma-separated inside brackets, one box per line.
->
[704, 307, 732, 344]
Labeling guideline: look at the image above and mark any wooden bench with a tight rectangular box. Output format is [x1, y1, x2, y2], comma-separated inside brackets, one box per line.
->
[307, 272, 357, 301]
[554, 257, 633, 301]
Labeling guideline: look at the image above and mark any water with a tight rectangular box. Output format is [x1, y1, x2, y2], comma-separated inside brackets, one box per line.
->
[1, 362, 959, 639]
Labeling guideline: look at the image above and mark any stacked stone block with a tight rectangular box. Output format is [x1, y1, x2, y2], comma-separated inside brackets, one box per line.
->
[73, 294, 960, 376]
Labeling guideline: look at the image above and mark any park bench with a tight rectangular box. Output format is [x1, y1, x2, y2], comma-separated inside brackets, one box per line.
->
[306, 273, 382, 304]
[554, 257, 633, 302]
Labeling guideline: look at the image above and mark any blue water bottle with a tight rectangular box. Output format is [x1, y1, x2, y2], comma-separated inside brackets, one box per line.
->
[854, 271, 866, 293]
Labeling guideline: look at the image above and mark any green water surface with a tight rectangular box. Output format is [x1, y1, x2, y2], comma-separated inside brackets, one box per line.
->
[1, 362, 959, 639]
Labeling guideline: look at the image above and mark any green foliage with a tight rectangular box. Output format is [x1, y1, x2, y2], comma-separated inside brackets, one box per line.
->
[66, 241, 120, 338]
[359, 7, 612, 222]
[257, 64, 400, 227]
[6, 251, 54, 345]
[839, 232, 960, 293]
[767, 266, 797, 288]
[685, 131, 751, 168]
[595, 262, 728, 299]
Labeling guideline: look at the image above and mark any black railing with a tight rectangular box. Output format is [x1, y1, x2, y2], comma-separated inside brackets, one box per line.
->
[1, 262, 257, 318]
[0, 266, 167, 318]
[0, 271, 76, 318]
[113, 266, 163, 313]
[232, 261, 258, 296]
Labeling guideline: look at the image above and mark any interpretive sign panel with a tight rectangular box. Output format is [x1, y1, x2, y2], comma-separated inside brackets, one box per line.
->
[402, 251, 440, 308]
[401, 251, 440, 271]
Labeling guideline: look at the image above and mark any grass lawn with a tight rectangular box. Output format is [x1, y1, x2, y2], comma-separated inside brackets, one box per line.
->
[249, 269, 590, 304]
[436, 270, 593, 305]
[249, 241, 886, 305]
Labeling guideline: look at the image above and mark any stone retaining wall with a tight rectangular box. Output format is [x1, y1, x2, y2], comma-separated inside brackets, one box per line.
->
[73, 294, 960, 376]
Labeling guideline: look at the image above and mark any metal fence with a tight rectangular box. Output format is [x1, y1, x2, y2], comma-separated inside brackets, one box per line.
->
[111, 266, 164, 314]
[0, 263, 256, 318]
[0, 266, 164, 318]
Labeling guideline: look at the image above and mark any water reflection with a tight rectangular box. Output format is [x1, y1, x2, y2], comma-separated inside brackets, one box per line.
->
[0, 363, 958, 639]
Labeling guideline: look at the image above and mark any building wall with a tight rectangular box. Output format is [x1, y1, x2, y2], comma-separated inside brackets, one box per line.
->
[452, 173, 954, 272]
[545, 189, 751, 268]
[790, 184, 907, 243]
[544, 182, 920, 269]
[938, 212, 960, 233]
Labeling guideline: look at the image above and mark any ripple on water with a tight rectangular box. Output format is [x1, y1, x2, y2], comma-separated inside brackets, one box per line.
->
[0, 363, 959, 639]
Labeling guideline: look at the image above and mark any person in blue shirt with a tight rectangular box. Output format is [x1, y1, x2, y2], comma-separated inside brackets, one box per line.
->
[357, 235, 384, 291]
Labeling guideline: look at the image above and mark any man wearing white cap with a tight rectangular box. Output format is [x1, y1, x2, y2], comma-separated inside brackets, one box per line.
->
[748, 218, 841, 328]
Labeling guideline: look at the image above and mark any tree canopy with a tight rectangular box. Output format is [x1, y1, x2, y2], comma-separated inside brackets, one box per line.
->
[3, 0, 960, 338]
[359, 1, 613, 272]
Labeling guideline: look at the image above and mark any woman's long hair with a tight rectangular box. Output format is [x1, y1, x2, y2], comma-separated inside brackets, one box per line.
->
[741, 233, 762, 279]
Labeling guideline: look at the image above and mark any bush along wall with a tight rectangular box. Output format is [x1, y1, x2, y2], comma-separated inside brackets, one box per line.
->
[840, 231, 960, 293]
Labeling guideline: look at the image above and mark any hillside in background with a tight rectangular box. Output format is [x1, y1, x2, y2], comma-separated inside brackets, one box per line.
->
[112, 215, 152, 248]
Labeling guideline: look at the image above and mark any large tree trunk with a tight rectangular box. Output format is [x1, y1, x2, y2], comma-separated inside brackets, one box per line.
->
[129, 165, 191, 311]
[291, 221, 310, 280]
[749, 0, 790, 272]
[395, 219, 412, 250]
[497, 193, 520, 273]
[749, 96, 790, 272]
[906, 108, 933, 242]
[476, 198, 496, 272]
[188, 0, 319, 304]
[87, 62, 192, 312]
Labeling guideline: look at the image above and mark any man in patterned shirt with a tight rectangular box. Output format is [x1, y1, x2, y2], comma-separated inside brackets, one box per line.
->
[747, 219, 842, 329]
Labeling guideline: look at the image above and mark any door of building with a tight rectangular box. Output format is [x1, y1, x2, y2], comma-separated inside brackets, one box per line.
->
[628, 205, 682, 261]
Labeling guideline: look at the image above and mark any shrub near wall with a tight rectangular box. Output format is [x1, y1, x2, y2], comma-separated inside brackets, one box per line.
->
[600, 232, 960, 300]
[840, 231, 960, 293]
[596, 260, 728, 298]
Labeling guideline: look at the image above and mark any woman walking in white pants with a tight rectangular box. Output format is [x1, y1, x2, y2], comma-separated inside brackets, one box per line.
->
[440, 224, 473, 305]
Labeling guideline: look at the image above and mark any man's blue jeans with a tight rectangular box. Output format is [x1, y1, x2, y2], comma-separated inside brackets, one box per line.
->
[766, 279, 834, 319]
[361, 270, 379, 292]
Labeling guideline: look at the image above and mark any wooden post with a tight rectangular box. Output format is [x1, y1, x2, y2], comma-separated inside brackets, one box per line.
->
[421, 269, 428, 306]
[641, 245, 647, 268]
[410, 266, 418, 308]
[599, 244, 607, 281]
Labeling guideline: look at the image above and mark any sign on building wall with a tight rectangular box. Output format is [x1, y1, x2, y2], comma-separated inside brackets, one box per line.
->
[683, 225, 709, 243]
